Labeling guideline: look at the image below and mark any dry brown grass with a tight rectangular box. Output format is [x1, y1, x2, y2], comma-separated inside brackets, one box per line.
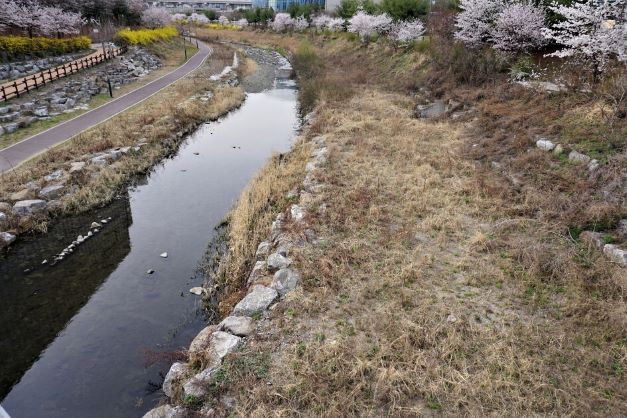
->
[182, 30, 627, 418]
[210, 89, 625, 417]
[210, 140, 311, 316]
[0, 42, 244, 234]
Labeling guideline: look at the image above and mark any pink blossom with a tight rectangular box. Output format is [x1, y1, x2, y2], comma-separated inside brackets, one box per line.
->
[141, 7, 172, 28]
[348, 10, 392, 41]
[218, 15, 230, 25]
[189, 13, 209, 26]
[389, 19, 425, 44]
[270, 13, 294, 32]
[455, 0, 504, 47]
[293, 16, 309, 32]
[491, 3, 546, 52]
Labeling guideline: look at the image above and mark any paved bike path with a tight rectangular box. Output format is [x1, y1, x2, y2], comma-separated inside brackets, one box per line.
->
[0, 41, 211, 173]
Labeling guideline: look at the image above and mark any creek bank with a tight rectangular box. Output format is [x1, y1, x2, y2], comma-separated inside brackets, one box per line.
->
[0, 50, 94, 83]
[0, 46, 162, 137]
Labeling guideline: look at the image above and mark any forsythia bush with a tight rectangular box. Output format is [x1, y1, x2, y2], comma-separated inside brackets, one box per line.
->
[0, 35, 91, 59]
[206, 23, 243, 31]
[115, 26, 178, 46]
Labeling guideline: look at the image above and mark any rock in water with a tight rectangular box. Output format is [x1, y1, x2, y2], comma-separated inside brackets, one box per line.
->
[189, 287, 204, 296]
[162, 362, 190, 398]
[160, 252, 168, 258]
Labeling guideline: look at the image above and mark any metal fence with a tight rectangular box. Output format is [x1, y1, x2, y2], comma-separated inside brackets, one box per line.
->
[0, 46, 127, 103]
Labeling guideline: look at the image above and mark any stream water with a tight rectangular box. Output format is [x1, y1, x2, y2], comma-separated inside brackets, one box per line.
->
[0, 61, 298, 417]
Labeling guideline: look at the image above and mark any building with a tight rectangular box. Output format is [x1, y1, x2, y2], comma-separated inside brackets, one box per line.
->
[251, 0, 325, 11]
[146, 0, 253, 12]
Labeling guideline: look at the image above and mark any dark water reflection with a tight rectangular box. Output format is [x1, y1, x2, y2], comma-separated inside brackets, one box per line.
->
[1, 77, 298, 417]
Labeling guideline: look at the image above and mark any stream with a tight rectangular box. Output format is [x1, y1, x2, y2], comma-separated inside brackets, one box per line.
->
[0, 50, 298, 417]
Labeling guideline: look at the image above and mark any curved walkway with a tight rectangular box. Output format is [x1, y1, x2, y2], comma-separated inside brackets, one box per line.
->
[0, 40, 212, 173]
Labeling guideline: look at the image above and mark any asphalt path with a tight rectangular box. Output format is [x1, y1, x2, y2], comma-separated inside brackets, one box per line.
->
[0, 40, 211, 173]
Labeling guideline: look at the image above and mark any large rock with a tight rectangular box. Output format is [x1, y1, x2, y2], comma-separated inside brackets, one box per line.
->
[188, 325, 218, 362]
[232, 285, 278, 316]
[13, 199, 46, 215]
[0, 231, 16, 248]
[142, 405, 188, 418]
[271, 268, 301, 296]
[536, 139, 556, 151]
[267, 252, 292, 272]
[162, 362, 190, 398]
[247, 260, 266, 284]
[33, 107, 49, 117]
[39, 184, 65, 200]
[255, 241, 271, 259]
[183, 367, 218, 398]
[219, 316, 254, 337]
[208, 331, 241, 364]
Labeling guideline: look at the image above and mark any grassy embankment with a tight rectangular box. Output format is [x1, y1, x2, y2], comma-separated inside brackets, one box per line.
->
[0, 37, 199, 150]
[0, 42, 244, 234]
[194, 28, 626, 416]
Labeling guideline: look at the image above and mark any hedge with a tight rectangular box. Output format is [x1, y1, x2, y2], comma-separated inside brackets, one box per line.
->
[0, 36, 91, 59]
[115, 26, 178, 46]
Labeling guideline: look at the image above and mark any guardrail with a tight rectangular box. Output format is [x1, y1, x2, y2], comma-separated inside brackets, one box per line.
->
[0, 46, 127, 103]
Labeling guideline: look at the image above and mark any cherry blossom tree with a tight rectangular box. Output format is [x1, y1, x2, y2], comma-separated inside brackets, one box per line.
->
[491, 2, 546, 52]
[218, 15, 230, 25]
[543, 0, 626, 74]
[39, 5, 84, 36]
[348, 10, 392, 41]
[189, 12, 209, 26]
[0, 0, 22, 30]
[127, 0, 145, 15]
[293, 16, 309, 31]
[141, 7, 172, 28]
[388, 18, 425, 45]
[270, 13, 294, 32]
[454, 0, 503, 47]
[312, 14, 345, 31]
[172, 13, 187, 23]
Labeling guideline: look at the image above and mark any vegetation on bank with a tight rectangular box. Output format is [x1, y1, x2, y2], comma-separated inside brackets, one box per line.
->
[0, 36, 91, 60]
[0, 43, 242, 235]
[114, 26, 178, 46]
[192, 28, 626, 416]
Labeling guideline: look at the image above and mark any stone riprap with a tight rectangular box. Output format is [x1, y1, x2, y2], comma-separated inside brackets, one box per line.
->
[0, 47, 161, 136]
[0, 51, 93, 83]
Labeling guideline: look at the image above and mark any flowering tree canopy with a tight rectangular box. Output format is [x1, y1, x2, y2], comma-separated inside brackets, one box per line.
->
[455, 0, 503, 47]
[293, 16, 309, 31]
[172, 13, 187, 23]
[0, 0, 85, 36]
[141, 7, 172, 28]
[218, 15, 230, 25]
[312, 14, 345, 31]
[543, 0, 626, 72]
[270, 13, 294, 32]
[491, 2, 546, 52]
[38, 5, 85, 36]
[189, 12, 209, 25]
[388, 18, 425, 44]
[348, 10, 392, 41]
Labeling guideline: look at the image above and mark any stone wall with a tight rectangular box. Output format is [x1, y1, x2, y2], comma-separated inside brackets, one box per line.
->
[0, 46, 162, 137]
[0, 51, 93, 83]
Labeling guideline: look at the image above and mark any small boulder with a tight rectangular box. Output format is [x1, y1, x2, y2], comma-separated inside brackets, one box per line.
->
[10, 189, 33, 201]
[188, 325, 219, 362]
[162, 362, 190, 398]
[183, 367, 218, 398]
[91, 222, 101, 229]
[416, 100, 446, 118]
[208, 331, 241, 364]
[247, 260, 266, 284]
[290, 204, 305, 222]
[255, 241, 271, 259]
[44, 169, 65, 182]
[33, 107, 49, 117]
[603, 244, 627, 266]
[232, 285, 278, 316]
[535, 139, 556, 151]
[69, 161, 86, 173]
[267, 252, 291, 272]
[270, 268, 301, 296]
[219, 316, 254, 337]
[568, 150, 591, 164]
[0, 211, 6, 223]
[189, 287, 204, 296]
[39, 184, 65, 200]
[142, 404, 187, 418]
[13, 199, 46, 215]
[617, 220, 627, 240]
[0, 231, 16, 248]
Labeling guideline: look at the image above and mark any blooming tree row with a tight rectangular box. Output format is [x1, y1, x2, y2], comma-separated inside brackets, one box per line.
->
[140, 7, 172, 28]
[455, 0, 626, 72]
[0, 0, 85, 36]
